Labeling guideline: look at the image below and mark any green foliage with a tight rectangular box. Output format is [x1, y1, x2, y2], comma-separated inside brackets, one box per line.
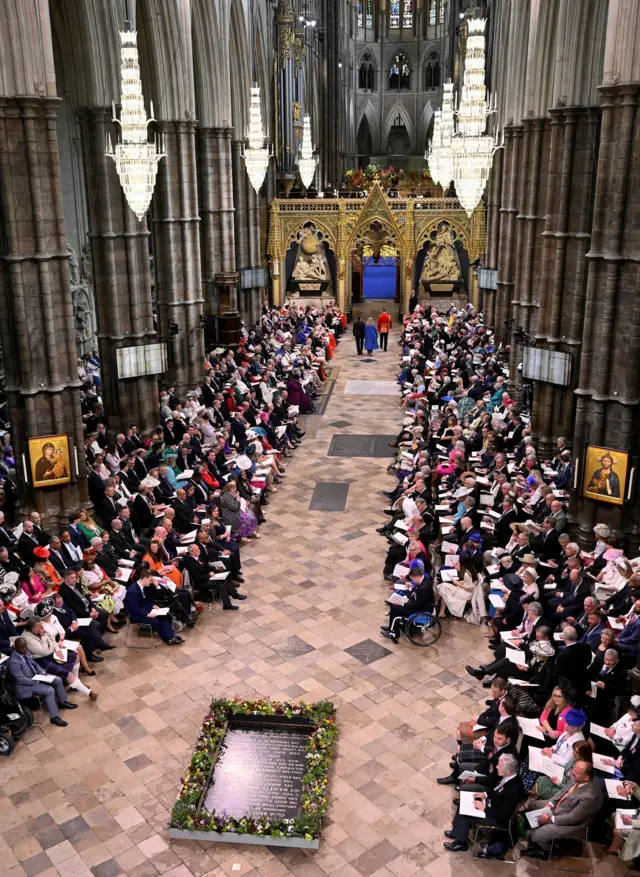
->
[170, 697, 337, 841]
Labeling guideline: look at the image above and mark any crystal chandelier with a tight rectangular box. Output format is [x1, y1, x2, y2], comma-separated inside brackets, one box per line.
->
[105, 27, 165, 222]
[244, 86, 270, 192]
[427, 80, 454, 190]
[297, 114, 317, 189]
[451, 18, 497, 216]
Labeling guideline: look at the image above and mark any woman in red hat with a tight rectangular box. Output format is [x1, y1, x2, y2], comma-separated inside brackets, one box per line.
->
[33, 546, 63, 592]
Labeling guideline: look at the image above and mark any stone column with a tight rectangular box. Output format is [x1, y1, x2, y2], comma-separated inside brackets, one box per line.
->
[483, 146, 503, 328]
[0, 96, 87, 525]
[153, 119, 204, 391]
[80, 107, 159, 432]
[534, 106, 599, 459]
[198, 126, 236, 316]
[573, 84, 640, 551]
[494, 125, 522, 346]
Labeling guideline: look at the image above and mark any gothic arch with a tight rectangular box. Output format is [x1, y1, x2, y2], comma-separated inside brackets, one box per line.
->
[282, 220, 336, 259]
[420, 41, 441, 67]
[357, 47, 379, 71]
[418, 100, 435, 147]
[136, 0, 194, 120]
[418, 217, 470, 253]
[382, 102, 414, 152]
[356, 100, 381, 153]
[49, 0, 121, 107]
[229, 0, 250, 137]
[192, 0, 227, 127]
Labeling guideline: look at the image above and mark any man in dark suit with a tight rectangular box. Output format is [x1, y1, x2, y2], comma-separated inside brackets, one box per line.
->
[443, 753, 525, 853]
[0, 596, 19, 655]
[493, 500, 518, 547]
[352, 317, 365, 355]
[45, 536, 66, 574]
[536, 517, 562, 562]
[17, 520, 40, 566]
[122, 457, 142, 492]
[124, 569, 183, 644]
[53, 592, 111, 661]
[67, 513, 89, 550]
[109, 518, 137, 560]
[58, 530, 84, 566]
[88, 463, 106, 507]
[0, 511, 17, 551]
[587, 648, 628, 725]
[183, 545, 245, 609]
[97, 486, 119, 528]
[201, 377, 216, 409]
[58, 569, 110, 634]
[172, 489, 198, 534]
[29, 512, 51, 546]
[553, 625, 592, 694]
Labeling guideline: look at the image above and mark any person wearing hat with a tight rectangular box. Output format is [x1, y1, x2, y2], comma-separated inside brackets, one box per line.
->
[32, 545, 62, 591]
[8, 636, 76, 726]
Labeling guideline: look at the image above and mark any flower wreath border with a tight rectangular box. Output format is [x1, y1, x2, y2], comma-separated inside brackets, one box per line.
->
[170, 697, 337, 843]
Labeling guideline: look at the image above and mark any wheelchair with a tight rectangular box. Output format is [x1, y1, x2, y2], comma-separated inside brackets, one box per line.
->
[401, 611, 442, 646]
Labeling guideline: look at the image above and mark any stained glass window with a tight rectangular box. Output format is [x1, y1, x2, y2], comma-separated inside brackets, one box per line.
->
[390, 0, 411, 28]
[439, 0, 445, 23]
[429, 0, 436, 25]
[357, 0, 363, 27]
[402, 0, 413, 27]
[366, 0, 373, 28]
[390, 0, 399, 28]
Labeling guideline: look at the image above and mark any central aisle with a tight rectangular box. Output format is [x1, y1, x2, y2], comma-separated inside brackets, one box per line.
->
[4, 306, 497, 877]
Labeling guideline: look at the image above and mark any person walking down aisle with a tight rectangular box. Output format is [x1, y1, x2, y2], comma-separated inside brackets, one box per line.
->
[353, 316, 365, 355]
[377, 308, 392, 351]
[364, 318, 379, 356]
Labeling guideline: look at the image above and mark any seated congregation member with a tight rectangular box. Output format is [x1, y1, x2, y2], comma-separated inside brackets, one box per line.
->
[443, 753, 525, 854]
[552, 625, 592, 694]
[466, 622, 555, 686]
[537, 707, 588, 767]
[51, 591, 112, 663]
[440, 708, 518, 787]
[591, 697, 640, 757]
[437, 550, 486, 623]
[586, 647, 627, 725]
[9, 636, 76, 726]
[123, 568, 184, 645]
[183, 544, 246, 609]
[528, 740, 593, 806]
[142, 538, 182, 587]
[58, 568, 110, 633]
[22, 612, 97, 701]
[521, 760, 603, 859]
[380, 559, 434, 642]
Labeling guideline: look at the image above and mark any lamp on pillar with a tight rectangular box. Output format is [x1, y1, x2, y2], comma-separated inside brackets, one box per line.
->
[105, 5, 166, 220]
[297, 114, 317, 189]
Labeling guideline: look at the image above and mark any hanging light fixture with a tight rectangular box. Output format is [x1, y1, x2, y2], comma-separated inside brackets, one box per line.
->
[244, 85, 270, 192]
[427, 80, 454, 190]
[297, 114, 317, 188]
[451, 17, 497, 215]
[105, 24, 165, 222]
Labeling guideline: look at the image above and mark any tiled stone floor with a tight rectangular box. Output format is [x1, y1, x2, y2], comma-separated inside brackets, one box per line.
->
[4, 301, 623, 877]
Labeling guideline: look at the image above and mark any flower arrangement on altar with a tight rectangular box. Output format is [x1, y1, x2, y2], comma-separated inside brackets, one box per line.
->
[169, 697, 337, 843]
[343, 165, 440, 195]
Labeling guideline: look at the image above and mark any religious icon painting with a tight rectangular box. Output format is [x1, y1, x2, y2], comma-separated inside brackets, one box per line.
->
[582, 444, 629, 506]
[29, 434, 72, 488]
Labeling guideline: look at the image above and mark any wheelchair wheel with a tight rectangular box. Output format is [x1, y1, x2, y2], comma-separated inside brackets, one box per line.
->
[0, 732, 15, 756]
[406, 615, 442, 647]
[171, 619, 185, 633]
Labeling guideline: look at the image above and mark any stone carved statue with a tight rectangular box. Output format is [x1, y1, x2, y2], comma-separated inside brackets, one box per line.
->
[421, 223, 462, 282]
[292, 234, 329, 281]
[67, 244, 80, 286]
